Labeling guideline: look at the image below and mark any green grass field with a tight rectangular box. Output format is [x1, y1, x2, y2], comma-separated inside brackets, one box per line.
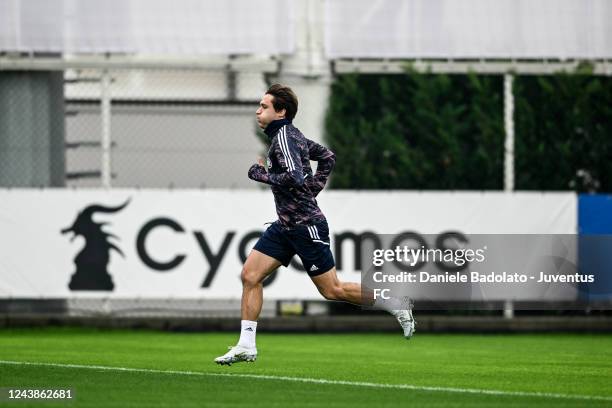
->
[0, 327, 611, 407]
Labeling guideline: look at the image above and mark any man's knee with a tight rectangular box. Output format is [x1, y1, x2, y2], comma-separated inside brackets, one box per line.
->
[241, 264, 264, 287]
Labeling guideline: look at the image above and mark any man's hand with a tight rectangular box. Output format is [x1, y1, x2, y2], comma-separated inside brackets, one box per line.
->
[257, 157, 266, 167]
[248, 163, 269, 183]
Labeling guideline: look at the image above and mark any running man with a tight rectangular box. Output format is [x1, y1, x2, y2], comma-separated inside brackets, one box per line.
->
[215, 84, 415, 365]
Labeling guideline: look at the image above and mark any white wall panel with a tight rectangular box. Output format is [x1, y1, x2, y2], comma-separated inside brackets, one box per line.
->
[0, 0, 294, 55]
[325, 0, 612, 59]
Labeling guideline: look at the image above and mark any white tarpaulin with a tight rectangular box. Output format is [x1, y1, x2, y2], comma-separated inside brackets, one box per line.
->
[325, 0, 612, 59]
[0, 0, 294, 55]
[0, 189, 576, 299]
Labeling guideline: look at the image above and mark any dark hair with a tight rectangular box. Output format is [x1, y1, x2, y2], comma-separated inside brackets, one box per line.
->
[266, 84, 298, 121]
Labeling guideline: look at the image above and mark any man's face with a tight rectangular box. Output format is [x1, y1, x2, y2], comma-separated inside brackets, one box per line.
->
[256, 94, 284, 129]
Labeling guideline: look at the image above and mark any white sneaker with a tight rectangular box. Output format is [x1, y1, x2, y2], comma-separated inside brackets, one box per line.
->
[214, 345, 257, 365]
[393, 301, 416, 339]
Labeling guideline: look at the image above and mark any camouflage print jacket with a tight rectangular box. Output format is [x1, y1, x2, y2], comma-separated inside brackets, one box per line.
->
[248, 119, 336, 227]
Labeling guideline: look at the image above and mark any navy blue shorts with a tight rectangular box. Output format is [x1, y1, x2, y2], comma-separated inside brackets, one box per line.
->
[253, 219, 335, 277]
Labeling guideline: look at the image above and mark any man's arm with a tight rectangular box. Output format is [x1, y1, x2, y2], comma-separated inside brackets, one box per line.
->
[248, 131, 304, 187]
[306, 139, 336, 196]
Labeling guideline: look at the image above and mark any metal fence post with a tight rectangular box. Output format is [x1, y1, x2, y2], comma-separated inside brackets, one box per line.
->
[504, 73, 515, 192]
[101, 69, 112, 188]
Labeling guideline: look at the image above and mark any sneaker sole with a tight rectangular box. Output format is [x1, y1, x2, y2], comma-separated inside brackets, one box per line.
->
[214, 355, 257, 366]
[404, 320, 416, 340]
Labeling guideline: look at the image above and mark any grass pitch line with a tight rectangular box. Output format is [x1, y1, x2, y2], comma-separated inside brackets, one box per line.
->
[1, 359, 610, 402]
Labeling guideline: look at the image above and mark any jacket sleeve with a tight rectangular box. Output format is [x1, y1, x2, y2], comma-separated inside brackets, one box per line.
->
[248, 132, 305, 187]
[306, 139, 336, 196]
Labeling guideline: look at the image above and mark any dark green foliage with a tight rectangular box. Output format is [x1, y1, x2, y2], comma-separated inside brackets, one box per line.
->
[514, 74, 612, 192]
[325, 71, 612, 192]
[325, 72, 504, 189]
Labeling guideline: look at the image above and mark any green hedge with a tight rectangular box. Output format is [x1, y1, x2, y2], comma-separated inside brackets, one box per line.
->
[514, 74, 612, 192]
[325, 71, 612, 192]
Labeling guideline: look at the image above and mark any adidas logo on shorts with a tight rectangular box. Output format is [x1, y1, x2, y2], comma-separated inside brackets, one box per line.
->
[310, 264, 319, 272]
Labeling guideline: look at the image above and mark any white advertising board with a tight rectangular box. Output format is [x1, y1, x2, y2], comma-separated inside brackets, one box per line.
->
[0, 189, 576, 299]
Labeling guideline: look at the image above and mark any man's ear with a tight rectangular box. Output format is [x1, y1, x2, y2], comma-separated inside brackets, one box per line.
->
[276, 108, 286, 119]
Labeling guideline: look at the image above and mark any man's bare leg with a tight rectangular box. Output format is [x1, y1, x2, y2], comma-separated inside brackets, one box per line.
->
[310, 266, 370, 306]
[311, 267, 416, 339]
[241, 249, 282, 320]
[215, 249, 281, 365]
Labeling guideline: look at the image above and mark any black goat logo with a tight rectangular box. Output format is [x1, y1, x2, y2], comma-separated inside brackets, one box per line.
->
[62, 200, 130, 290]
